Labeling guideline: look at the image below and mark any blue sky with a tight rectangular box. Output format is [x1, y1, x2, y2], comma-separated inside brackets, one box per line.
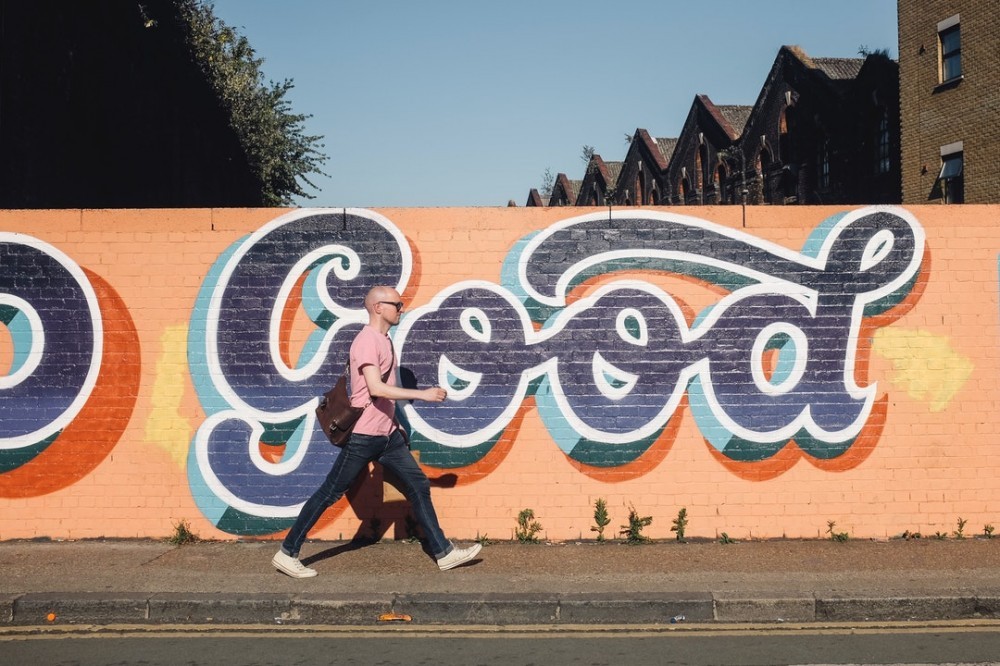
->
[208, 1, 899, 207]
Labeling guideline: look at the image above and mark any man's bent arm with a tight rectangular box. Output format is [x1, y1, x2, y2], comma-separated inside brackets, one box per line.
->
[361, 364, 447, 402]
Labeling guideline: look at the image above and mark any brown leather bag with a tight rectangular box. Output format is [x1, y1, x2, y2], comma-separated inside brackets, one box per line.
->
[315, 362, 392, 446]
[315, 365, 364, 446]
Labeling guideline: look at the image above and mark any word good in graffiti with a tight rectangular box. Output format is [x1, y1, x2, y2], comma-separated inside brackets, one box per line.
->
[186, 207, 923, 534]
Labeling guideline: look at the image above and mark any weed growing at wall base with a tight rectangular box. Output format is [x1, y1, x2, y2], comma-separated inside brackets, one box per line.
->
[620, 505, 652, 545]
[167, 519, 199, 546]
[591, 498, 611, 542]
[826, 520, 849, 542]
[671, 507, 689, 543]
[515, 509, 543, 543]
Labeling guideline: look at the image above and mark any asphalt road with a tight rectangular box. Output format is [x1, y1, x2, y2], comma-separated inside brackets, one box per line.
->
[4, 624, 1000, 666]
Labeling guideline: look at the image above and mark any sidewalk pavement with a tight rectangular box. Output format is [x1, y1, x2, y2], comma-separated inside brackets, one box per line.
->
[2, 538, 999, 628]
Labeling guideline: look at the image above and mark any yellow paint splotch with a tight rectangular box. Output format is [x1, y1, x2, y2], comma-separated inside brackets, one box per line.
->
[145, 325, 194, 467]
[872, 327, 973, 412]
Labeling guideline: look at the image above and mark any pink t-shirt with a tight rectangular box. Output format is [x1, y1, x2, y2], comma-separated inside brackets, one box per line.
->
[349, 325, 397, 436]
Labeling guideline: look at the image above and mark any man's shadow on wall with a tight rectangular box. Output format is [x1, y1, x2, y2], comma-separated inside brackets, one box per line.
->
[304, 366, 458, 566]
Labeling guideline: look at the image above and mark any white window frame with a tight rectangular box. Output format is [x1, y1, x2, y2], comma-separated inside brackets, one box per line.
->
[938, 141, 964, 204]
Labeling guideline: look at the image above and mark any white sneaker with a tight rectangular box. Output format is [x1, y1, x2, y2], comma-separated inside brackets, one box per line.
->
[437, 542, 482, 571]
[272, 550, 317, 578]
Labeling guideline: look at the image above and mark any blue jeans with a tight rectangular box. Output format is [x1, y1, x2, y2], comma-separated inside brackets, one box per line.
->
[281, 430, 453, 560]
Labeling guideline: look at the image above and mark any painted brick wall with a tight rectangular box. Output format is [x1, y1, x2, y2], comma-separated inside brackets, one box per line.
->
[1, 205, 998, 543]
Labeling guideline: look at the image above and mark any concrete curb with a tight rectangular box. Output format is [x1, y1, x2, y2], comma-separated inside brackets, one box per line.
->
[5, 592, 1000, 627]
[713, 594, 815, 623]
[556, 592, 713, 625]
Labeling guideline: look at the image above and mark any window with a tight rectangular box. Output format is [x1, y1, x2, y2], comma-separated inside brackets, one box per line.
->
[778, 109, 793, 164]
[699, 144, 711, 197]
[876, 108, 891, 175]
[938, 144, 964, 204]
[694, 151, 704, 193]
[938, 15, 961, 83]
[817, 139, 830, 189]
[758, 149, 772, 204]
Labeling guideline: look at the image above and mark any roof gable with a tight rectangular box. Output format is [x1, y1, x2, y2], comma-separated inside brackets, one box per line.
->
[630, 128, 670, 171]
[548, 172, 578, 206]
[575, 154, 619, 205]
[737, 45, 866, 154]
[526, 189, 547, 207]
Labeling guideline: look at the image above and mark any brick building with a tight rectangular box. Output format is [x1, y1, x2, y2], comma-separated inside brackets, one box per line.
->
[576, 155, 622, 206]
[525, 189, 548, 207]
[550, 173, 581, 207]
[730, 46, 900, 206]
[898, 0, 1000, 204]
[525, 46, 900, 207]
[664, 96, 751, 205]
[616, 129, 675, 205]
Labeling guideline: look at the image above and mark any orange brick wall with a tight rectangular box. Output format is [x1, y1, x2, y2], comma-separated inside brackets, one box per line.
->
[1, 205, 998, 542]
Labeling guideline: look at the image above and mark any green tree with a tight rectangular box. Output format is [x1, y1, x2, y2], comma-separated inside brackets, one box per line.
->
[179, 0, 328, 205]
[540, 168, 555, 196]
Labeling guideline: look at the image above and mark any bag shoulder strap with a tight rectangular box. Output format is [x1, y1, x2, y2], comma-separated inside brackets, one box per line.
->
[345, 360, 392, 383]
[344, 352, 393, 411]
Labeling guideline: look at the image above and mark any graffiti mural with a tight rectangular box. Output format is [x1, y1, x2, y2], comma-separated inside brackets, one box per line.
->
[186, 206, 925, 535]
[0, 234, 140, 498]
[187, 209, 411, 534]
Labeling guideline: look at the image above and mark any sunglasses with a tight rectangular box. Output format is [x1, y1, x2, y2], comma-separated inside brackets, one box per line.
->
[378, 301, 404, 312]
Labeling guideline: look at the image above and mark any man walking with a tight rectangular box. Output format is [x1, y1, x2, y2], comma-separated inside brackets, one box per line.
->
[272, 285, 482, 578]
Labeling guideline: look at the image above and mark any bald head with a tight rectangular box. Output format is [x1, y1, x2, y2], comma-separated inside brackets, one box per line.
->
[364, 286, 396, 312]
[364, 285, 404, 331]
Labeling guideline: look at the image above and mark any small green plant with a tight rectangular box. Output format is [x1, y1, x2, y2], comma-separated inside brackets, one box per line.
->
[934, 531, 948, 540]
[168, 519, 199, 546]
[475, 532, 492, 546]
[515, 509, 543, 543]
[591, 498, 611, 542]
[901, 529, 922, 540]
[826, 520, 849, 542]
[718, 532, 736, 545]
[620, 504, 653, 544]
[984, 524, 995, 539]
[671, 507, 688, 543]
[954, 517, 967, 539]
